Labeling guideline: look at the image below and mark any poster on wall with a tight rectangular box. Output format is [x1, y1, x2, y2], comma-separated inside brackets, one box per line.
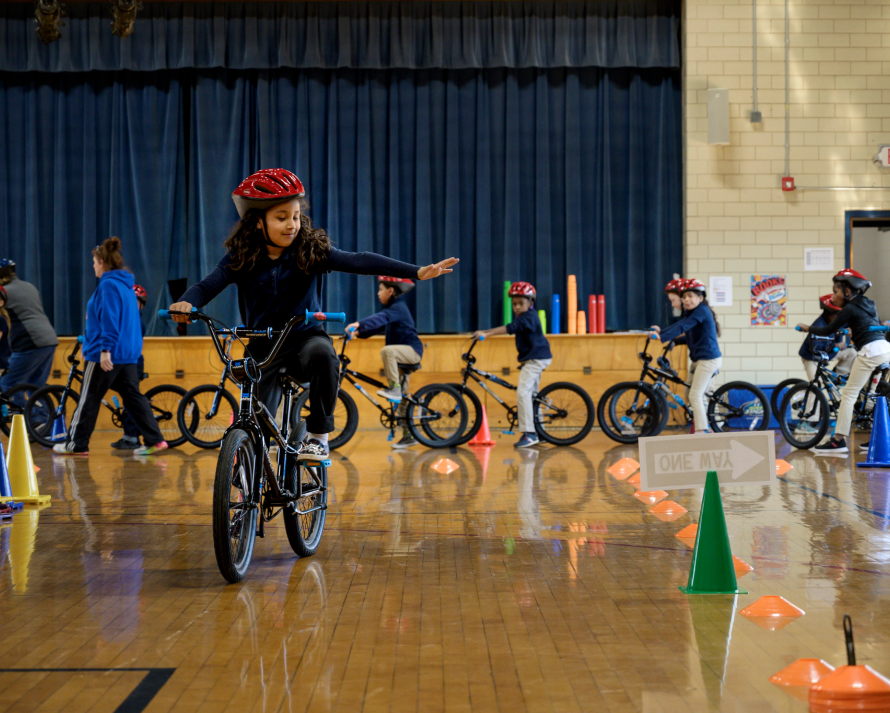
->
[751, 275, 786, 326]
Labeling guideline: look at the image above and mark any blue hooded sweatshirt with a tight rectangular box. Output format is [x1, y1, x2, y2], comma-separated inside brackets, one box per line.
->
[83, 270, 143, 364]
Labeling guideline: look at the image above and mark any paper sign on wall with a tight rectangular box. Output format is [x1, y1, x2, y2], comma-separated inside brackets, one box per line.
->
[804, 247, 834, 272]
[751, 275, 786, 326]
[709, 276, 733, 307]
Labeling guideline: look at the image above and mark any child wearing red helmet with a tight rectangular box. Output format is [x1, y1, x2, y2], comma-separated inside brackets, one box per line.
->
[665, 278, 685, 319]
[799, 269, 889, 455]
[169, 168, 458, 459]
[474, 281, 552, 448]
[347, 276, 423, 448]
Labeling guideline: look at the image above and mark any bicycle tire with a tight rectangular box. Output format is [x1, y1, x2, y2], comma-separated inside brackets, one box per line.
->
[778, 383, 830, 449]
[213, 429, 258, 583]
[282, 441, 328, 558]
[145, 384, 188, 448]
[0, 383, 40, 438]
[534, 382, 595, 446]
[293, 388, 358, 450]
[405, 383, 468, 448]
[649, 385, 673, 436]
[178, 384, 239, 449]
[24, 384, 80, 447]
[597, 381, 663, 444]
[447, 383, 484, 446]
[770, 378, 806, 423]
[707, 381, 771, 432]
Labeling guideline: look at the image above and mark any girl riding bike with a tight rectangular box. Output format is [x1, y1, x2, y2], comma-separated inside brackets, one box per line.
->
[168, 168, 458, 459]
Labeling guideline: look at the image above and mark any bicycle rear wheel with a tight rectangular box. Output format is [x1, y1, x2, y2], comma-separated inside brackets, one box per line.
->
[179, 384, 239, 449]
[707, 381, 771, 432]
[24, 384, 80, 447]
[406, 384, 468, 448]
[778, 383, 830, 449]
[213, 429, 258, 583]
[293, 388, 358, 450]
[282, 450, 328, 558]
[534, 382, 595, 446]
[145, 384, 188, 447]
[770, 378, 805, 423]
[597, 381, 663, 444]
[0, 383, 40, 438]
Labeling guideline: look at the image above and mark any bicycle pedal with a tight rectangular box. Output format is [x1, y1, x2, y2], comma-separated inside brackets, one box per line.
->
[387, 433, 394, 441]
[302, 459, 332, 468]
[386, 398, 401, 404]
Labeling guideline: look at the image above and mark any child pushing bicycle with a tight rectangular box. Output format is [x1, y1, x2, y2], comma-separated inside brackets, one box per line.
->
[347, 276, 423, 449]
[473, 282, 552, 448]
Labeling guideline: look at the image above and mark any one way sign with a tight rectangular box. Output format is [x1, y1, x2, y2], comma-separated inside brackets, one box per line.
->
[639, 431, 776, 491]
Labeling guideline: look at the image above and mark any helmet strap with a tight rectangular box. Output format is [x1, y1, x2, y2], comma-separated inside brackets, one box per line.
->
[258, 218, 288, 249]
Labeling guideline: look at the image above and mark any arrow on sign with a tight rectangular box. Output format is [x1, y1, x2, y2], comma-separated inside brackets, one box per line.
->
[653, 439, 765, 481]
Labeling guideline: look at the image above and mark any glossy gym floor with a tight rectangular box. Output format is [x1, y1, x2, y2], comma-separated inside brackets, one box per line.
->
[0, 428, 888, 713]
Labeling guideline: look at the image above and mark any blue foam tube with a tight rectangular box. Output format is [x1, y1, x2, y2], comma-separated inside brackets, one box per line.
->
[551, 294, 561, 335]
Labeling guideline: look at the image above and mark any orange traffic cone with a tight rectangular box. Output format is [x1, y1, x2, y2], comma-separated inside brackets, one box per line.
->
[468, 406, 496, 446]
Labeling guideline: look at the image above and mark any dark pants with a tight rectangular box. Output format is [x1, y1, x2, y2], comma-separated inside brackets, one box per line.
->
[65, 362, 164, 450]
[248, 328, 340, 434]
[0, 345, 56, 401]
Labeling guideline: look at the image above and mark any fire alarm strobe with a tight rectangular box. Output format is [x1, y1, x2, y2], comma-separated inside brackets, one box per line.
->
[782, 176, 795, 192]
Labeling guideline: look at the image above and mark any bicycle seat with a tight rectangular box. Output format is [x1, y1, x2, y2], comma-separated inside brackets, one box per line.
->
[398, 363, 422, 374]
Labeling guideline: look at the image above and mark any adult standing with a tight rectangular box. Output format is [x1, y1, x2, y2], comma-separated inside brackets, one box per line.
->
[53, 238, 166, 456]
[0, 258, 59, 394]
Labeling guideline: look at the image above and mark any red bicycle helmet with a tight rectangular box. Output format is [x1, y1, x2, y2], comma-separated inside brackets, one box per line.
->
[133, 284, 147, 304]
[819, 293, 841, 312]
[833, 268, 871, 294]
[232, 168, 306, 218]
[665, 278, 684, 294]
[680, 278, 706, 295]
[378, 276, 415, 294]
[0, 285, 6, 303]
[508, 282, 536, 299]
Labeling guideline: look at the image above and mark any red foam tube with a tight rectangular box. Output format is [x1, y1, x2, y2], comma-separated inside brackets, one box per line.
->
[597, 294, 606, 333]
[588, 295, 597, 334]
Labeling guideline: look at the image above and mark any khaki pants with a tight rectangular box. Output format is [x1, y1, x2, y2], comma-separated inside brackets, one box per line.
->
[688, 358, 722, 433]
[835, 349, 890, 438]
[381, 345, 422, 436]
[517, 358, 552, 433]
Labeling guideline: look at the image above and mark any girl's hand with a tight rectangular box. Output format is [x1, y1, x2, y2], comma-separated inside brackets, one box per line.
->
[796, 323, 809, 332]
[473, 330, 487, 340]
[100, 352, 114, 372]
[168, 301, 194, 323]
[418, 257, 459, 281]
[649, 325, 661, 334]
[346, 322, 360, 333]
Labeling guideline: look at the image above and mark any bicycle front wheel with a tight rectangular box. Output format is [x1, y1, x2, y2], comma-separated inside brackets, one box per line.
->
[406, 384, 468, 448]
[778, 383, 830, 449]
[770, 378, 805, 421]
[708, 381, 771, 432]
[282, 453, 328, 558]
[534, 382, 595, 446]
[213, 429, 258, 583]
[25, 385, 80, 447]
[179, 384, 239, 449]
[597, 381, 663, 444]
[0, 383, 40, 438]
[145, 384, 188, 447]
[448, 383, 484, 446]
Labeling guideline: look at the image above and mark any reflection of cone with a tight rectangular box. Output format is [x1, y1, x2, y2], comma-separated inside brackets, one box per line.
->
[687, 595, 738, 708]
[7, 415, 50, 505]
[468, 406, 495, 446]
[739, 595, 804, 630]
[858, 396, 890, 467]
[769, 659, 834, 702]
[8, 505, 40, 593]
[679, 471, 744, 594]
[469, 445, 491, 483]
[0, 443, 23, 508]
[810, 666, 890, 711]
[867, 473, 890, 531]
[50, 415, 67, 442]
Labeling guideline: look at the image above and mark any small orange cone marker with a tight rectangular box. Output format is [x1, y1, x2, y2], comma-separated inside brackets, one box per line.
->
[732, 556, 753, 578]
[676, 523, 698, 547]
[649, 501, 688, 522]
[810, 615, 890, 712]
[626, 472, 641, 486]
[769, 659, 834, 702]
[431, 458, 460, 475]
[606, 458, 639, 480]
[633, 490, 668, 506]
[7, 415, 50, 505]
[468, 406, 496, 446]
[739, 595, 804, 630]
[775, 459, 793, 475]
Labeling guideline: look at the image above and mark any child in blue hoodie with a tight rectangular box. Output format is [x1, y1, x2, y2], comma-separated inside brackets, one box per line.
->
[53, 238, 166, 456]
[347, 276, 423, 448]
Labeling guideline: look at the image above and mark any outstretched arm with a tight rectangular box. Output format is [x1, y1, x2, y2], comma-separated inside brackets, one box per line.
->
[418, 257, 459, 281]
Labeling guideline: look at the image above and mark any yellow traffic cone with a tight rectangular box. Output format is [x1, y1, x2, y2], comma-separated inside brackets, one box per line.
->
[8, 505, 40, 593]
[7, 414, 50, 505]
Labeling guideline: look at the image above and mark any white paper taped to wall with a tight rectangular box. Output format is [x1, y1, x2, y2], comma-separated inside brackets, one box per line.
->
[804, 247, 834, 272]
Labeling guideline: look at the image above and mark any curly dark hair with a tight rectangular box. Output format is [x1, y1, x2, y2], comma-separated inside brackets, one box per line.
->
[224, 199, 331, 273]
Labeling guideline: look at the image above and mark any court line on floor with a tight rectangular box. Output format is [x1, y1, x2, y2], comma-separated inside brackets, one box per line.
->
[777, 475, 890, 521]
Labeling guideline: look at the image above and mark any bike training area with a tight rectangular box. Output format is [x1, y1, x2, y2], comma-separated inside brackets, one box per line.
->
[2, 1, 890, 712]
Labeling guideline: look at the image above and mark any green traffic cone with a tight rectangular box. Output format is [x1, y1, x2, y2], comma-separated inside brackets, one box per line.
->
[679, 471, 747, 595]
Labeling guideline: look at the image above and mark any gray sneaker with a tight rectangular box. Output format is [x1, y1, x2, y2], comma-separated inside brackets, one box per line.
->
[298, 438, 330, 461]
[377, 387, 402, 402]
[391, 434, 418, 449]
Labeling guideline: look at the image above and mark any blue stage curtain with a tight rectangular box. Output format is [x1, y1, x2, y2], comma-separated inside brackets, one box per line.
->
[0, 1, 680, 73]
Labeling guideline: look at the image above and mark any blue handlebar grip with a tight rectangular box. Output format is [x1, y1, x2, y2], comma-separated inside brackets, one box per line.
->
[77, 335, 84, 343]
[158, 309, 172, 320]
[795, 325, 803, 331]
[305, 309, 346, 323]
[868, 325, 890, 332]
[479, 334, 486, 341]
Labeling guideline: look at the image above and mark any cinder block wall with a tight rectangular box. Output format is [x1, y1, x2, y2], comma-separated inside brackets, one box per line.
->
[684, 0, 890, 386]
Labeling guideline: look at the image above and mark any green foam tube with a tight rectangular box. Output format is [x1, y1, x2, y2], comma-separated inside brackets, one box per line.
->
[538, 309, 547, 334]
[504, 281, 512, 325]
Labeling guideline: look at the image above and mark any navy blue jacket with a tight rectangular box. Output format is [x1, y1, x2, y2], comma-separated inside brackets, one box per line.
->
[799, 313, 838, 361]
[83, 270, 143, 364]
[0, 318, 8, 369]
[658, 303, 721, 361]
[357, 296, 423, 357]
[180, 247, 419, 332]
[808, 294, 884, 351]
[506, 310, 552, 362]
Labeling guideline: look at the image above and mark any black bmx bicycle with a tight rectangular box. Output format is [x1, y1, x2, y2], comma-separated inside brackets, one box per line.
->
[445, 335, 595, 446]
[293, 332, 468, 448]
[777, 326, 890, 449]
[0, 382, 40, 439]
[598, 334, 771, 444]
[161, 307, 343, 583]
[24, 336, 188, 448]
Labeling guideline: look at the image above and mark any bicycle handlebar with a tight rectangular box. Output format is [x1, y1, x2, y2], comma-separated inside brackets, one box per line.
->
[869, 325, 889, 332]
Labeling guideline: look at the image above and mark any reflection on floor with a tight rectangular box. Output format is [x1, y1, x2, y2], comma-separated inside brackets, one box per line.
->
[0, 429, 888, 712]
